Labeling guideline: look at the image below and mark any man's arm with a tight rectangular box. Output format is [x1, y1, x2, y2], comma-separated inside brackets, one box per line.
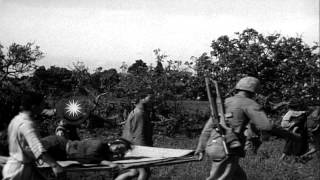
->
[195, 117, 217, 160]
[246, 104, 300, 141]
[246, 104, 273, 131]
[21, 122, 64, 177]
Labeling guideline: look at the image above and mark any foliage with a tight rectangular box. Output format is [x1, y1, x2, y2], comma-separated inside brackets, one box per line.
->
[0, 42, 43, 81]
[128, 59, 148, 75]
[70, 61, 91, 90]
[119, 62, 128, 73]
[1, 28, 320, 136]
[0, 42, 43, 127]
[194, 28, 320, 105]
[91, 68, 120, 93]
[154, 48, 166, 74]
[32, 66, 73, 96]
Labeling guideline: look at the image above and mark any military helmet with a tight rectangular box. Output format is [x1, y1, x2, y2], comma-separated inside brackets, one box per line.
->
[235, 76, 260, 93]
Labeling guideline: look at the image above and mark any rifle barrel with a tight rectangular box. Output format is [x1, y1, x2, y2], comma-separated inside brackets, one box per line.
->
[205, 77, 219, 120]
[213, 81, 228, 128]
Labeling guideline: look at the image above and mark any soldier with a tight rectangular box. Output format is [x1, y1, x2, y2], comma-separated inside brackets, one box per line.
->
[116, 93, 154, 180]
[195, 76, 300, 180]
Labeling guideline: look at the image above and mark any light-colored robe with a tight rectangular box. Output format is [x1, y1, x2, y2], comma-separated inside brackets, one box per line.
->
[2, 111, 46, 180]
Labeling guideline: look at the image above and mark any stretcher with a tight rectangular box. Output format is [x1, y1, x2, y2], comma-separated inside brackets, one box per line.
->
[0, 146, 199, 180]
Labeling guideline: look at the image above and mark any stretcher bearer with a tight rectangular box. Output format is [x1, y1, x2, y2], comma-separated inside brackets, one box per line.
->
[117, 92, 154, 180]
[280, 98, 308, 161]
[301, 106, 320, 159]
[195, 76, 300, 180]
[2, 92, 64, 180]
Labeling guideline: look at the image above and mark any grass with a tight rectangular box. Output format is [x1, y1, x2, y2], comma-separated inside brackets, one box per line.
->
[82, 128, 319, 180]
[149, 134, 319, 180]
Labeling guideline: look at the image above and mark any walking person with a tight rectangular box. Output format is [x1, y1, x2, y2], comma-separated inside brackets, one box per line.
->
[195, 76, 300, 180]
[116, 93, 154, 180]
[2, 91, 64, 180]
[280, 98, 308, 162]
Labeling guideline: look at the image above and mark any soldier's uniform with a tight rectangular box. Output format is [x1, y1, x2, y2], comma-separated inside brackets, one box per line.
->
[244, 123, 262, 154]
[196, 77, 273, 180]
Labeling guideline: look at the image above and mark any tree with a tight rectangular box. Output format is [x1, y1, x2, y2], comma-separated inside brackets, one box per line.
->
[120, 62, 128, 74]
[70, 61, 91, 90]
[0, 42, 44, 126]
[128, 59, 148, 75]
[0, 42, 43, 82]
[154, 49, 165, 74]
[91, 68, 120, 93]
[195, 28, 320, 104]
[32, 66, 73, 96]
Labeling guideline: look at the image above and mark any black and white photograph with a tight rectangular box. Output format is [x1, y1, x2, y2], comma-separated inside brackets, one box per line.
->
[0, 0, 319, 179]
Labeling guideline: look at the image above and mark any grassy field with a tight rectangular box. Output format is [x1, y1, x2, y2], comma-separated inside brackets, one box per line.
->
[150, 135, 319, 180]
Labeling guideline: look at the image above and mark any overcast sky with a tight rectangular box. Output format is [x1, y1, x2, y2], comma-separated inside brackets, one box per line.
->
[0, 0, 318, 70]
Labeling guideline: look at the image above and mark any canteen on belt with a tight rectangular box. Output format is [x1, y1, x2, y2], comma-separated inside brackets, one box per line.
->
[205, 135, 226, 161]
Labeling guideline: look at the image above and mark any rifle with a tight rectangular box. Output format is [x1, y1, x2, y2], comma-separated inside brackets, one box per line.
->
[205, 78, 241, 156]
[213, 80, 230, 130]
[205, 77, 230, 155]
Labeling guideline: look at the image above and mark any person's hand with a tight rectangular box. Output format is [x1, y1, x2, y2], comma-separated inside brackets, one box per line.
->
[292, 130, 301, 139]
[56, 130, 65, 137]
[100, 161, 124, 170]
[109, 163, 125, 170]
[194, 150, 204, 161]
[51, 164, 65, 178]
[108, 163, 119, 168]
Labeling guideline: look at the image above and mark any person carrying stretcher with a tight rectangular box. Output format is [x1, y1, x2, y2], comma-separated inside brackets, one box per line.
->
[280, 98, 308, 162]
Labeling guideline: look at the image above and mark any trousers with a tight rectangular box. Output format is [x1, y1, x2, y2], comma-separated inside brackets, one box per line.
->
[207, 156, 247, 180]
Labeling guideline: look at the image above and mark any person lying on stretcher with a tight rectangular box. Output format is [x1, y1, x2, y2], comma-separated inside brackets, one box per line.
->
[25, 135, 133, 168]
